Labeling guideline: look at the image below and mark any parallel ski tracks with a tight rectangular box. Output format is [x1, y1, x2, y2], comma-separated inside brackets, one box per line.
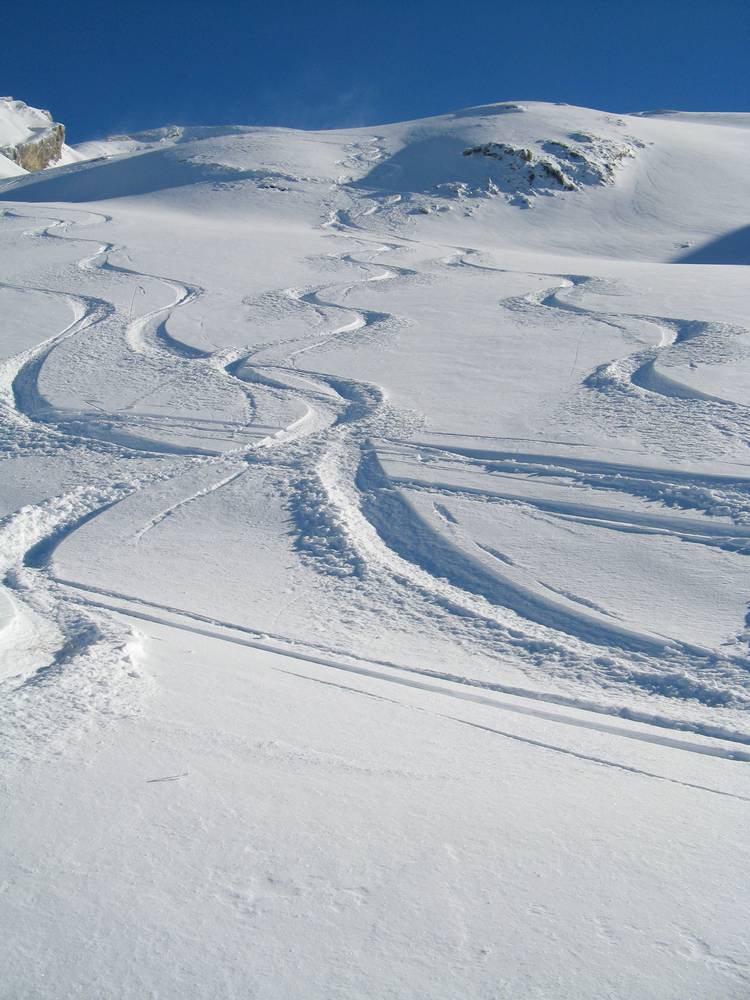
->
[55, 576, 750, 762]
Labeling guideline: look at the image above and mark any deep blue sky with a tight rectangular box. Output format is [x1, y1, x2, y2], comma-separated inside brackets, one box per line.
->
[6, 0, 750, 142]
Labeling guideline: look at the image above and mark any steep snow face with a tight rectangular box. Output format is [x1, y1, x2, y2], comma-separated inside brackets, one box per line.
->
[0, 97, 82, 177]
[1, 101, 749, 999]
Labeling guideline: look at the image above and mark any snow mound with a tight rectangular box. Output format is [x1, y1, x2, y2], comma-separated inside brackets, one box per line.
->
[348, 102, 653, 216]
[73, 124, 258, 161]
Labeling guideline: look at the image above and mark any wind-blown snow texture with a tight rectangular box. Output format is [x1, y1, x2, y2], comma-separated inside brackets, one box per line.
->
[0, 100, 749, 999]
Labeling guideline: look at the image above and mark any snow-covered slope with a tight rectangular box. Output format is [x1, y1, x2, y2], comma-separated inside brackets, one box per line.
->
[0, 101, 749, 999]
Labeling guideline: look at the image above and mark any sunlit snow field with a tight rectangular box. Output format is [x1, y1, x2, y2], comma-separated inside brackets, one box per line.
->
[1, 101, 749, 998]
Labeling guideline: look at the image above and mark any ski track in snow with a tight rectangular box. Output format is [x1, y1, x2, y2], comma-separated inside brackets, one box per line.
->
[1, 198, 750, 760]
[54, 577, 750, 758]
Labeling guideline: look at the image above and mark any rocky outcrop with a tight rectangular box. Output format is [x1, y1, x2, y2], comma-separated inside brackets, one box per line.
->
[0, 98, 66, 172]
[460, 132, 644, 207]
[2, 123, 65, 171]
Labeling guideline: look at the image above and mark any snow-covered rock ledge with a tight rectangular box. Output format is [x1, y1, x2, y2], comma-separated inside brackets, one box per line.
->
[0, 97, 79, 176]
[2, 122, 65, 171]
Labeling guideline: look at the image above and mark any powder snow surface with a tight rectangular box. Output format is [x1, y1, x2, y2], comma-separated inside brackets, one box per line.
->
[0, 100, 749, 999]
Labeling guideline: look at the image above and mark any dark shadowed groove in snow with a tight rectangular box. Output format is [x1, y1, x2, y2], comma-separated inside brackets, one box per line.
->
[22, 499, 124, 569]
